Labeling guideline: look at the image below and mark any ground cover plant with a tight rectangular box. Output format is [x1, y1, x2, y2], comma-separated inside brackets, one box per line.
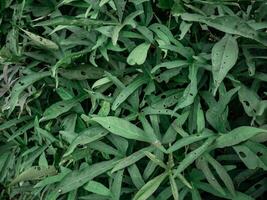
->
[0, 0, 267, 199]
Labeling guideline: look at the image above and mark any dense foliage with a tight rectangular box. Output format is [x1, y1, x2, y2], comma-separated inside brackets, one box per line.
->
[1, 0, 267, 199]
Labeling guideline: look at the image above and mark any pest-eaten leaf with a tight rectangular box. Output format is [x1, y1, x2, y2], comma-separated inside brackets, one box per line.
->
[211, 34, 238, 93]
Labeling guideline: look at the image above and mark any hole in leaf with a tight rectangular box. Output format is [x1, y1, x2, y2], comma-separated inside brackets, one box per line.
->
[239, 151, 246, 158]
[257, 152, 263, 157]
[254, 184, 261, 190]
[161, 94, 166, 98]
[243, 101, 250, 107]
[81, 71, 86, 76]
[19, 81, 24, 86]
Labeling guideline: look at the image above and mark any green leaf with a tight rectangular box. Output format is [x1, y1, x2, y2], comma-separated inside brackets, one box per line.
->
[211, 34, 238, 93]
[174, 64, 198, 111]
[169, 174, 179, 200]
[40, 94, 87, 121]
[111, 170, 124, 200]
[214, 127, 267, 148]
[233, 144, 267, 170]
[113, 0, 126, 22]
[21, 29, 59, 50]
[206, 87, 239, 132]
[128, 164, 145, 189]
[133, 172, 168, 200]
[174, 136, 216, 176]
[59, 65, 104, 80]
[127, 42, 150, 65]
[63, 126, 108, 157]
[0, 116, 33, 131]
[34, 167, 71, 188]
[54, 159, 118, 195]
[196, 157, 226, 196]
[112, 75, 148, 110]
[238, 84, 266, 117]
[181, 13, 266, 45]
[111, 146, 154, 173]
[204, 154, 236, 196]
[167, 131, 214, 153]
[5, 71, 50, 116]
[10, 166, 57, 186]
[91, 116, 151, 142]
[151, 60, 188, 74]
[144, 151, 167, 169]
[83, 180, 111, 196]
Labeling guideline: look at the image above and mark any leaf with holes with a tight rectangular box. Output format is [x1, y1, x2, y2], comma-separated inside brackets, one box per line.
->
[211, 34, 238, 94]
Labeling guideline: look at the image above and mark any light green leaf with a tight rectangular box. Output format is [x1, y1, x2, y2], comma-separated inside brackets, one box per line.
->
[91, 116, 151, 142]
[214, 127, 267, 148]
[127, 42, 150, 65]
[111, 170, 124, 200]
[169, 174, 179, 200]
[83, 180, 111, 196]
[128, 164, 145, 189]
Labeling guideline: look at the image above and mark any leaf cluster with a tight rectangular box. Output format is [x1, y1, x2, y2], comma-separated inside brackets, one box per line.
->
[0, 0, 267, 200]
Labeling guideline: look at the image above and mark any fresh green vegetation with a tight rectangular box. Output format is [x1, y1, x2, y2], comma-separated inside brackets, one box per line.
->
[0, 0, 267, 199]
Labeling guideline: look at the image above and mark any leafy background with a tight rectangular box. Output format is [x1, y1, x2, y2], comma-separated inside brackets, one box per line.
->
[0, 0, 267, 199]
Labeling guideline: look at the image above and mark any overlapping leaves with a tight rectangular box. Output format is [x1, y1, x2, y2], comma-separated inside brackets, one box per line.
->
[0, 0, 267, 200]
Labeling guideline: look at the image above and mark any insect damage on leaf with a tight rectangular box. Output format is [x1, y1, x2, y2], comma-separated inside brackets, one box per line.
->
[1, 1, 267, 200]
